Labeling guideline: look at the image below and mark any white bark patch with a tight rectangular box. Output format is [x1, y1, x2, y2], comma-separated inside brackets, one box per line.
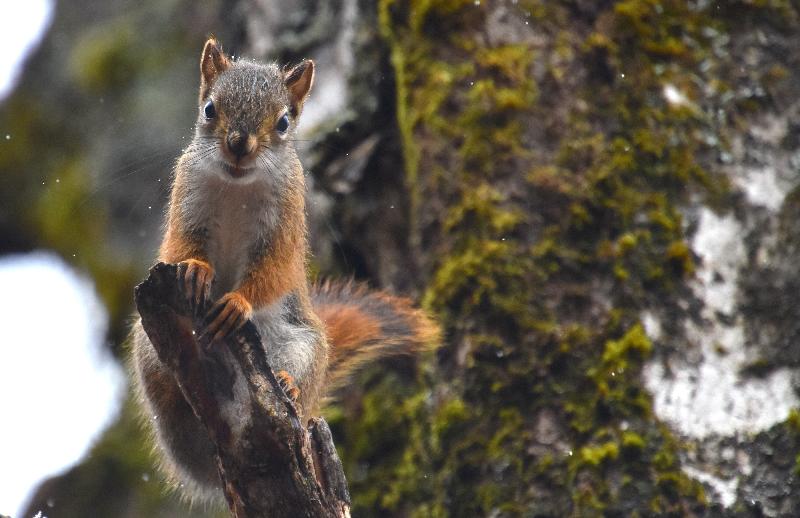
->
[663, 84, 691, 107]
[731, 115, 791, 211]
[682, 465, 739, 508]
[643, 209, 798, 439]
[641, 103, 800, 509]
[693, 210, 744, 317]
[735, 165, 787, 211]
[641, 311, 662, 341]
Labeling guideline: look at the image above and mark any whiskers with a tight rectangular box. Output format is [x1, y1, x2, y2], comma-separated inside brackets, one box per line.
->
[179, 136, 222, 170]
[71, 136, 226, 227]
[287, 138, 349, 155]
[75, 147, 178, 211]
[255, 143, 294, 181]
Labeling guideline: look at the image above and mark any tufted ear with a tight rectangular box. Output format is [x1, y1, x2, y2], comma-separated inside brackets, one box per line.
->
[284, 60, 314, 117]
[199, 38, 231, 101]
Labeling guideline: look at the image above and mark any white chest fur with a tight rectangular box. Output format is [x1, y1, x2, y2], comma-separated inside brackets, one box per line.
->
[179, 172, 281, 296]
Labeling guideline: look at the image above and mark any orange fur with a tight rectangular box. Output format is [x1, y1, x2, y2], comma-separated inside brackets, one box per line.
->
[199, 39, 231, 101]
[316, 303, 383, 359]
[235, 180, 308, 310]
[159, 226, 206, 264]
[373, 291, 440, 343]
[158, 170, 208, 265]
[205, 291, 252, 340]
[276, 370, 300, 402]
[311, 281, 440, 391]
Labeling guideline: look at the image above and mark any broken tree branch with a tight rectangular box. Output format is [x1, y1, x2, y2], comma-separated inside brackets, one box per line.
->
[134, 262, 350, 518]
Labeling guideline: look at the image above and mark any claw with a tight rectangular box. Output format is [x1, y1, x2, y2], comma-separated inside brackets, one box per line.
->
[276, 370, 300, 402]
[201, 291, 252, 344]
[187, 271, 198, 309]
[176, 259, 214, 314]
[176, 261, 188, 294]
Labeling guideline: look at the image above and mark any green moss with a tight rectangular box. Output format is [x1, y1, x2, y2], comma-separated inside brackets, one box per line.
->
[580, 441, 620, 467]
[71, 25, 137, 93]
[601, 324, 652, 373]
[331, 369, 421, 514]
[430, 397, 471, 454]
[666, 240, 695, 275]
[423, 239, 533, 326]
[617, 232, 639, 252]
[31, 157, 137, 345]
[34, 158, 105, 256]
[785, 409, 800, 476]
[621, 431, 646, 456]
[787, 408, 800, 433]
[443, 183, 522, 235]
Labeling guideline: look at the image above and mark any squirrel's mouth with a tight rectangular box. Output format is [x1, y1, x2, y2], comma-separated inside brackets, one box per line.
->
[221, 161, 252, 179]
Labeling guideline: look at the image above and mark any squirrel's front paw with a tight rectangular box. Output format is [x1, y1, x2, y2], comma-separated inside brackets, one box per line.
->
[177, 259, 214, 313]
[276, 370, 300, 402]
[201, 291, 253, 342]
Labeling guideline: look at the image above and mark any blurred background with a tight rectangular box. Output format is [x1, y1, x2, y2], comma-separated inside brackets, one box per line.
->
[3, 0, 800, 516]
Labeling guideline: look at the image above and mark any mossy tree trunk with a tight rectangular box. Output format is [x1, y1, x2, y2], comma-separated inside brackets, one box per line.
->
[374, 1, 708, 514]
[321, 1, 800, 516]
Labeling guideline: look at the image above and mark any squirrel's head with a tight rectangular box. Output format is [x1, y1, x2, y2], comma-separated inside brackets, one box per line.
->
[192, 38, 314, 180]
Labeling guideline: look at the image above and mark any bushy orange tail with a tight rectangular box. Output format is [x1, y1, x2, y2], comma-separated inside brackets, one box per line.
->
[311, 280, 440, 391]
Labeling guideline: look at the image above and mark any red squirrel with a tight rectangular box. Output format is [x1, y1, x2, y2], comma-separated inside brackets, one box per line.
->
[130, 38, 438, 502]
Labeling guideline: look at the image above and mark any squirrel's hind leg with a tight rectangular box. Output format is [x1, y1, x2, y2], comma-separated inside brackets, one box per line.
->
[253, 294, 327, 421]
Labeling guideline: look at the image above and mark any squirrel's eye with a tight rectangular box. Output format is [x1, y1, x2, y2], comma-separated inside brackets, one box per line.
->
[203, 100, 216, 119]
[276, 114, 289, 133]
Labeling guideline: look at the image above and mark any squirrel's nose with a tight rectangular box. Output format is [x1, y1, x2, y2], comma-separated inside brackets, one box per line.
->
[226, 130, 252, 159]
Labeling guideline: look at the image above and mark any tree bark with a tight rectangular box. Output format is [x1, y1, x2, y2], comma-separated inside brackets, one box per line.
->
[134, 262, 350, 518]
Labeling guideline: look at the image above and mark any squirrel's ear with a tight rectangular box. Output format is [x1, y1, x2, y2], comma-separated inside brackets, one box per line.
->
[284, 60, 314, 117]
[200, 38, 231, 100]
